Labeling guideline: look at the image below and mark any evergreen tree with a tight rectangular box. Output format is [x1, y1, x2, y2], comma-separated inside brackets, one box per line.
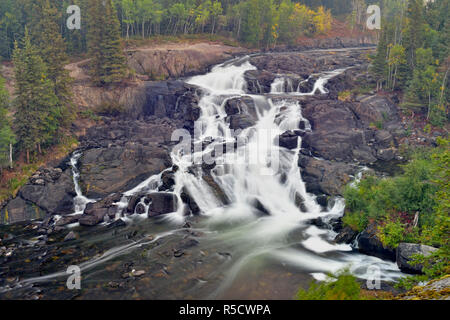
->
[0, 75, 15, 172]
[29, 0, 72, 122]
[13, 29, 59, 163]
[99, 0, 127, 84]
[404, 0, 425, 70]
[371, 29, 388, 91]
[405, 47, 441, 119]
[86, 0, 104, 83]
[87, 0, 126, 85]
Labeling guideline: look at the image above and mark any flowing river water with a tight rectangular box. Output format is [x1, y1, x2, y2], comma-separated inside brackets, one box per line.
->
[1, 54, 403, 300]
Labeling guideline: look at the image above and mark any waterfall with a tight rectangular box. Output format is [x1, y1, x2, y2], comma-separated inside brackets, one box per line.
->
[2, 51, 403, 299]
[115, 57, 401, 287]
[69, 151, 95, 214]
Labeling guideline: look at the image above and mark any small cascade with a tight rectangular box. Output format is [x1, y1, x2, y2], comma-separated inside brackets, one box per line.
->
[69, 151, 95, 214]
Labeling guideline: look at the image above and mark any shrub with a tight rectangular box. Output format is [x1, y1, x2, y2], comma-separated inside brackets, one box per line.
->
[296, 269, 363, 300]
[343, 139, 449, 252]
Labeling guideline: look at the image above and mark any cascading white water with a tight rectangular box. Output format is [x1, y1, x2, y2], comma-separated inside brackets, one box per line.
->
[69, 151, 95, 214]
[270, 68, 346, 96]
[2, 51, 403, 299]
[173, 57, 401, 293]
[108, 56, 401, 293]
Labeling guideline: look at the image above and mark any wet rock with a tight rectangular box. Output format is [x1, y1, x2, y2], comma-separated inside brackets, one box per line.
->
[55, 214, 82, 226]
[224, 96, 257, 118]
[335, 226, 358, 244]
[250, 53, 316, 77]
[127, 195, 142, 213]
[228, 114, 256, 130]
[298, 120, 308, 130]
[396, 243, 438, 274]
[79, 143, 172, 199]
[298, 155, 356, 196]
[251, 198, 270, 216]
[79, 196, 119, 226]
[0, 197, 47, 225]
[135, 203, 146, 215]
[63, 231, 78, 242]
[180, 188, 200, 215]
[294, 193, 307, 212]
[279, 131, 299, 150]
[178, 238, 199, 250]
[6, 169, 76, 221]
[309, 217, 327, 228]
[173, 249, 184, 258]
[301, 99, 368, 162]
[160, 171, 176, 191]
[316, 195, 328, 208]
[358, 223, 396, 261]
[244, 70, 276, 94]
[130, 270, 146, 277]
[79, 214, 105, 226]
[146, 193, 178, 217]
[202, 174, 230, 205]
[107, 218, 127, 229]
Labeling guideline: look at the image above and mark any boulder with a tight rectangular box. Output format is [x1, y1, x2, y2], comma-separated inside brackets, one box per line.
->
[279, 131, 299, 150]
[202, 174, 230, 205]
[55, 214, 82, 226]
[79, 194, 120, 226]
[374, 130, 394, 148]
[298, 155, 356, 196]
[228, 114, 256, 130]
[349, 95, 398, 127]
[358, 223, 396, 261]
[244, 70, 276, 94]
[397, 276, 450, 300]
[396, 243, 438, 274]
[251, 198, 270, 216]
[160, 170, 176, 191]
[18, 169, 75, 215]
[376, 148, 396, 161]
[79, 143, 172, 199]
[335, 226, 358, 244]
[146, 192, 178, 217]
[224, 96, 257, 118]
[301, 99, 368, 162]
[0, 197, 47, 224]
[180, 187, 200, 215]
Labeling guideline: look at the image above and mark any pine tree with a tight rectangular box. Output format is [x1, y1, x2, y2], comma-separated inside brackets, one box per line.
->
[99, 0, 127, 84]
[87, 0, 126, 85]
[29, 0, 72, 123]
[0, 75, 15, 173]
[371, 29, 388, 91]
[86, 0, 104, 84]
[13, 29, 59, 163]
[404, 0, 425, 70]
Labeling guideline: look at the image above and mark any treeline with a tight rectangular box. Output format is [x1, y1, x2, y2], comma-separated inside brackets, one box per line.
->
[0, 0, 125, 172]
[1, 0, 335, 57]
[370, 0, 449, 126]
[70, 0, 333, 48]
